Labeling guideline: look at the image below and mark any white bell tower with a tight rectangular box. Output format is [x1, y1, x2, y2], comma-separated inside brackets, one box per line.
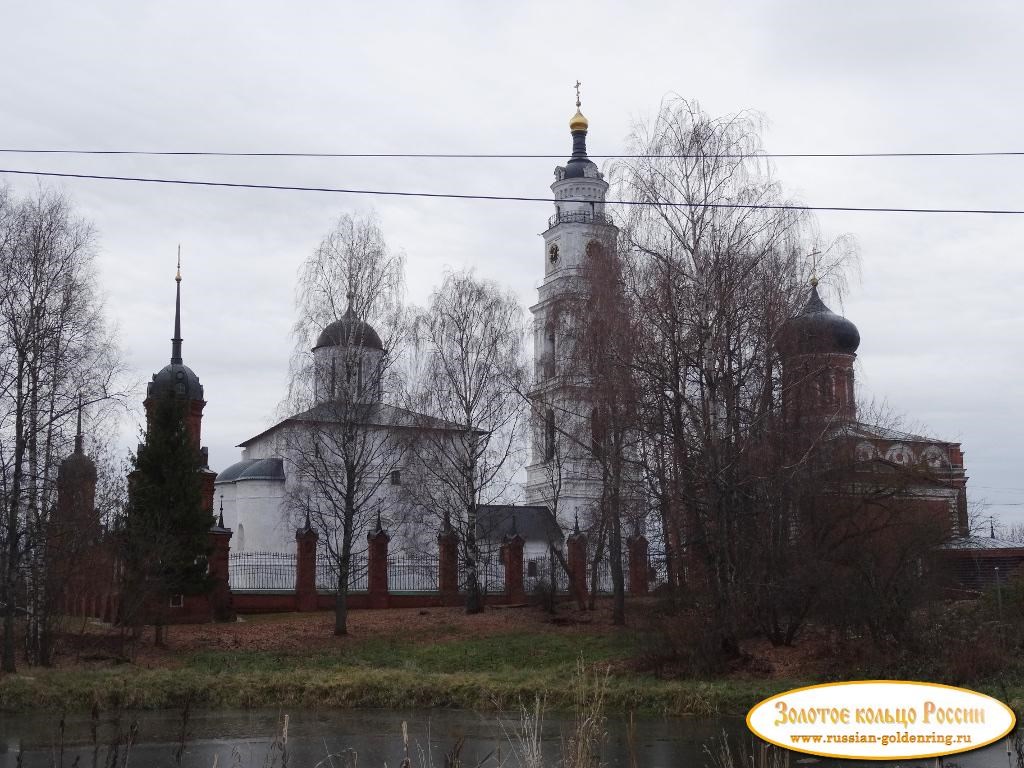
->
[525, 89, 617, 527]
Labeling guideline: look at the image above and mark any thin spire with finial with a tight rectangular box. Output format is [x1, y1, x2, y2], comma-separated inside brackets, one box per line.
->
[218, 495, 225, 528]
[573, 511, 580, 535]
[171, 246, 183, 365]
[74, 393, 84, 454]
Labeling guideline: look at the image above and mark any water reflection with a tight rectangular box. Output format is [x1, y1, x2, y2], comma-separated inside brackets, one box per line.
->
[0, 708, 1008, 767]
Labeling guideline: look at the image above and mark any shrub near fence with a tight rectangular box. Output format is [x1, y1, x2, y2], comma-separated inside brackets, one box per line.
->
[525, 562, 570, 594]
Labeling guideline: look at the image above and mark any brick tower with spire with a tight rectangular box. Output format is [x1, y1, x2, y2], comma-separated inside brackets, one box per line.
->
[143, 255, 216, 518]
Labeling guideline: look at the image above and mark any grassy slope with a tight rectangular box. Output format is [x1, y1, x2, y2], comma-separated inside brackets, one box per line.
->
[0, 630, 801, 716]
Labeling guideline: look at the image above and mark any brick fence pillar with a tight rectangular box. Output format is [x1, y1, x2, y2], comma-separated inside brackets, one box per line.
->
[209, 511, 235, 622]
[567, 516, 588, 605]
[501, 533, 526, 604]
[627, 534, 650, 596]
[437, 526, 460, 606]
[367, 515, 390, 609]
[295, 513, 320, 612]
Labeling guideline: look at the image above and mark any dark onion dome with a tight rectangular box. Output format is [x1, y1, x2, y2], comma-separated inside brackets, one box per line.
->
[313, 307, 384, 352]
[147, 363, 205, 401]
[781, 281, 861, 356]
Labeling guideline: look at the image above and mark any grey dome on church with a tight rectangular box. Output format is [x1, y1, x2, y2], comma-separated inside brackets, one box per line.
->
[217, 457, 285, 483]
[313, 307, 384, 352]
[783, 282, 861, 356]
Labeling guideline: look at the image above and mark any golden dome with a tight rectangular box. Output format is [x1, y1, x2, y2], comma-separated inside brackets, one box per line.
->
[569, 109, 589, 132]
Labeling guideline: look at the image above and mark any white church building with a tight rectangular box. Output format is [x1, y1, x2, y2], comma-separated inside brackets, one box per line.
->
[215, 305, 470, 554]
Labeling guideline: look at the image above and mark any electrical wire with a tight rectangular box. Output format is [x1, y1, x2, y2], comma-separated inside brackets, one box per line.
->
[2, 167, 1023, 215]
[1, 149, 1024, 159]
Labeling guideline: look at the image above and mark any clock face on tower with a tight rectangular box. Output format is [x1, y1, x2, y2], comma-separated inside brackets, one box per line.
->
[549, 244, 559, 264]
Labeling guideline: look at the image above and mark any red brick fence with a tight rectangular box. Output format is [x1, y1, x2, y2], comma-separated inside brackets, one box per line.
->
[61, 521, 657, 624]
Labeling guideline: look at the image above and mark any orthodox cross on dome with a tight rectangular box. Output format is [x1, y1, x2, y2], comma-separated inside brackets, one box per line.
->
[569, 81, 589, 136]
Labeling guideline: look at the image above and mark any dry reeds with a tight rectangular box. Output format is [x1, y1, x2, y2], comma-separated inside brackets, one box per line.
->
[561, 658, 610, 768]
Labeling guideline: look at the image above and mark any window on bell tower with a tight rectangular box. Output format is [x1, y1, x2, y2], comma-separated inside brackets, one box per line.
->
[544, 409, 556, 461]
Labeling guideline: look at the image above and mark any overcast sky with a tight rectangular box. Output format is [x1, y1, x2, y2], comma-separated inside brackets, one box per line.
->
[2, 1, 1022, 527]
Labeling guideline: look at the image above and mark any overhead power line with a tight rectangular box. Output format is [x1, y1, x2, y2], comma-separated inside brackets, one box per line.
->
[1, 149, 1023, 159]
[2, 167, 1023, 215]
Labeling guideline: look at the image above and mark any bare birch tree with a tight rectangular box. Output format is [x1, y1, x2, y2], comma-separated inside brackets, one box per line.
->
[615, 97, 855, 651]
[0, 186, 126, 669]
[403, 270, 527, 614]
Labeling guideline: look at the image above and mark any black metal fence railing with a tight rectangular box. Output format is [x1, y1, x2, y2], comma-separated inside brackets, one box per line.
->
[229, 548, 648, 597]
[648, 550, 669, 589]
[388, 555, 439, 592]
[316, 551, 368, 593]
[458, 558, 506, 594]
[593, 564, 615, 595]
[547, 210, 615, 229]
[229, 552, 297, 592]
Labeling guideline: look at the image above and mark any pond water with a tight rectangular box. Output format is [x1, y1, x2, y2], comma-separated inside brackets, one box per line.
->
[0, 708, 1010, 767]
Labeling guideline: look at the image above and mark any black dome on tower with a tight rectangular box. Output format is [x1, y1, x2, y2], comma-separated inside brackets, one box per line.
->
[781, 282, 861, 356]
[148, 363, 205, 401]
[59, 396, 96, 482]
[313, 307, 384, 352]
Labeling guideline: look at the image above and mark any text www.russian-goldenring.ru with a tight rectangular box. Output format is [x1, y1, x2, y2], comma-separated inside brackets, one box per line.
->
[790, 732, 973, 747]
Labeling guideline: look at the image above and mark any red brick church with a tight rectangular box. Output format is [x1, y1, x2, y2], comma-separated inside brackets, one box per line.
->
[778, 277, 1023, 591]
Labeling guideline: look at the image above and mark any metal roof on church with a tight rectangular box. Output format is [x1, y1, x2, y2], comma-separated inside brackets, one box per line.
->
[236, 402, 481, 448]
[215, 457, 285, 483]
[476, 504, 563, 544]
[943, 535, 1024, 551]
[832, 421, 957, 446]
